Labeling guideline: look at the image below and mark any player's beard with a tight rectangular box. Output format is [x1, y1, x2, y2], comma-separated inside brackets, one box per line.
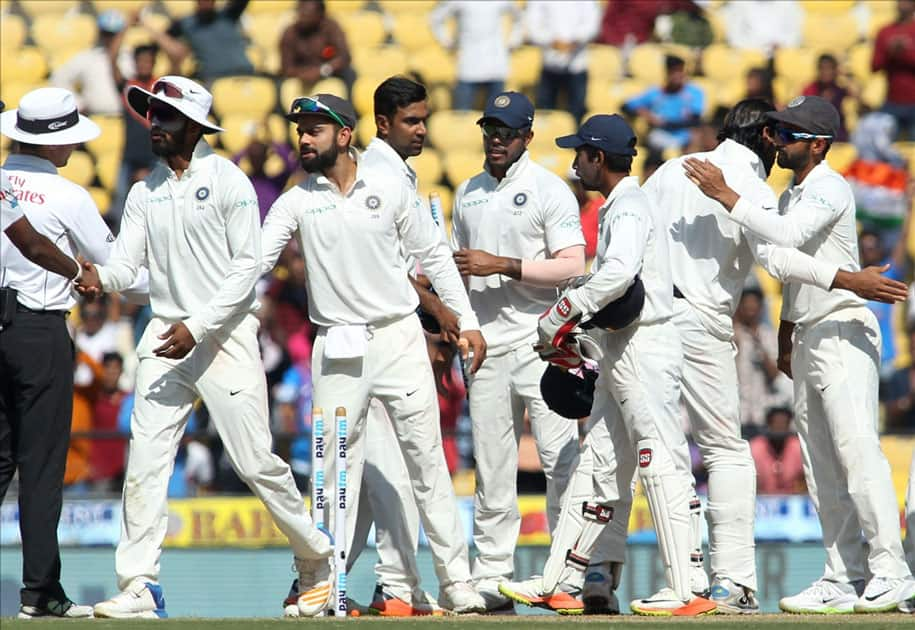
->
[300, 144, 338, 173]
[151, 124, 188, 157]
[776, 146, 810, 171]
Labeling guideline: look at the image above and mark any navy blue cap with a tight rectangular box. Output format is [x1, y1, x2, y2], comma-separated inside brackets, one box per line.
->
[555, 114, 637, 156]
[477, 91, 534, 129]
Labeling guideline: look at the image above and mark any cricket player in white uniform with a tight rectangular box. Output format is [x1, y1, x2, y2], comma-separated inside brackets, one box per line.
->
[260, 93, 487, 614]
[449, 91, 582, 611]
[904, 451, 915, 613]
[77, 77, 335, 619]
[346, 77, 452, 616]
[500, 114, 714, 616]
[684, 95, 915, 614]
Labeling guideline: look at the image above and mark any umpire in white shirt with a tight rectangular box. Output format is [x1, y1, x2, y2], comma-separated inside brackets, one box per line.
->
[77, 77, 334, 619]
[449, 91, 583, 610]
[0, 88, 112, 619]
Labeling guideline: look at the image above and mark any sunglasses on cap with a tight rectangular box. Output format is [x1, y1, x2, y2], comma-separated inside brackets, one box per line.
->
[772, 126, 832, 144]
[480, 123, 528, 142]
[153, 79, 184, 99]
[290, 96, 349, 129]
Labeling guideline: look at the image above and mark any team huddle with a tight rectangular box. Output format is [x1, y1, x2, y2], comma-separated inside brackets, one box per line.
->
[2, 71, 915, 619]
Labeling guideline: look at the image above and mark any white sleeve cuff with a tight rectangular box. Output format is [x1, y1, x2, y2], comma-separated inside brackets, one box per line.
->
[730, 196, 754, 225]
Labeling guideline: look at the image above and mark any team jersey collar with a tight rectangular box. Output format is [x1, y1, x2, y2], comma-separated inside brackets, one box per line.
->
[3, 152, 58, 175]
[312, 148, 366, 195]
[485, 149, 530, 189]
[787, 160, 832, 194]
[715, 139, 767, 181]
[160, 138, 214, 179]
[366, 137, 417, 186]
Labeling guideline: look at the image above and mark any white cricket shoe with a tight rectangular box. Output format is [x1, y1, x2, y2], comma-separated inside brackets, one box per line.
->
[899, 593, 915, 613]
[18, 597, 93, 619]
[438, 581, 486, 614]
[779, 579, 860, 614]
[94, 580, 167, 619]
[709, 577, 759, 614]
[630, 587, 716, 616]
[854, 575, 915, 613]
[583, 566, 619, 614]
[295, 556, 334, 617]
[474, 578, 514, 614]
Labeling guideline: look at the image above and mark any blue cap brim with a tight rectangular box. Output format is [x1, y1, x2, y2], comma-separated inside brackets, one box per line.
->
[555, 133, 585, 149]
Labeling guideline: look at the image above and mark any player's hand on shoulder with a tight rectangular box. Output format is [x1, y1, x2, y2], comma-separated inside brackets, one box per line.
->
[153, 321, 197, 360]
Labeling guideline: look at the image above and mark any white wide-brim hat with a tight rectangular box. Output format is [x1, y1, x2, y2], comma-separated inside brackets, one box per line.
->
[0, 87, 100, 146]
[125, 75, 223, 134]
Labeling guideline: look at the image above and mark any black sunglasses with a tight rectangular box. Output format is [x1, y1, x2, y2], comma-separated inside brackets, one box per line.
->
[481, 123, 528, 141]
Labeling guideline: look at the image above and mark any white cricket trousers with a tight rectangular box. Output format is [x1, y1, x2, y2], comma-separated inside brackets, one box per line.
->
[311, 314, 473, 587]
[791, 307, 911, 582]
[116, 316, 329, 590]
[347, 399, 422, 600]
[671, 298, 757, 591]
[467, 341, 578, 581]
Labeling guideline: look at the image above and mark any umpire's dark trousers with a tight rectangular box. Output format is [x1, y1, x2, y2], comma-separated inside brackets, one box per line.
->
[0, 307, 73, 606]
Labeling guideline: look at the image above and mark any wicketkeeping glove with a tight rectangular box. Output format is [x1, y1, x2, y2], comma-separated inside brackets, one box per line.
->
[538, 289, 585, 350]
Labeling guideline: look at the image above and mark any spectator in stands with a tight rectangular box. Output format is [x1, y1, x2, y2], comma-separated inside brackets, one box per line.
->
[74, 297, 120, 364]
[860, 229, 907, 378]
[279, 0, 354, 95]
[734, 287, 792, 432]
[158, 0, 254, 82]
[430, 0, 523, 110]
[597, 0, 697, 49]
[749, 407, 805, 494]
[272, 383, 310, 491]
[873, 0, 915, 140]
[722, 0, 802, 54]
[881, 321, 915, 432]
[570, 174, 602, 260]
[852, 105, 907, 168]
[802, 54, 851, 141]
[623, 54, 704, 155]
[745, 67, 776, 105]
[232, 136, 297, 223]
[51, 10, 130, 116]
[525, 0, 600, 123]
[66, 351, 101, 492]
[90, 353, 128, 492]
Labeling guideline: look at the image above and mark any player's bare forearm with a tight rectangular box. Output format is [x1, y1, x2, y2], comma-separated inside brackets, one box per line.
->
[453, 248, 521, 279]
[777, 320, 795, 379]
[5, 220, 80, 280]
[832, 265, 908, 303]
[410, 275, 460, 344]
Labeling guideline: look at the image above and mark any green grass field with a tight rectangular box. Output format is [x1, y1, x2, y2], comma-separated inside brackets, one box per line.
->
[2, 615, 912, 630]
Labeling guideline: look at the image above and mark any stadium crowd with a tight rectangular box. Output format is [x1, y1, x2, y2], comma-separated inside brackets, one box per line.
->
[1, 0, 915, 499]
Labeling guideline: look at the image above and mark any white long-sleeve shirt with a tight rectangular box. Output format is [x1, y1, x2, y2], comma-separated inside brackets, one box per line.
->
[96, 140, 260, 342]
[450, 151, 584, 353]
[643, 139, 840, 341]
[524, 1, 600, 74]
[569, 176, 672, 327]
[261, 158, 479, 331]
[1, 154, 146, 311]
[729, 161, 865, 325]
[429, 1, 522, 83]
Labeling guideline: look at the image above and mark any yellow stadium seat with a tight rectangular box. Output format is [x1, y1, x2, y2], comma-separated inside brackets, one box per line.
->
[443, 150, 483, 187]
[824, 141, 857, 172]
[378, 0, 437, 14]
[211, 76, 277, 118]
[59, 151, 95, 188]
[701, 44, 766, 83]
[801, 13, 860, 54]
[89, 186, 111, 215]
[89, 0, 147, 13]
[17, 0, 79, 17]
[161, 0, 197, 19]
[32, 13, 97, 52]
[391, 13, 439, 51]
[773, 47, 818, 87]
[530, 110, 575, 153]
[799, 0, 855, 14]
[408, 148, 444, 185]
[409, 45, 456, 85]
[221, 113, 290, 154]
[507, 46, 542, 92]
[85, 116, 125, 159]
[428, 84, 452, 111]
[154, 54, 198, 81]
[587, 44, 623, 82]
[94, 152, 120, 192]
[529, 147, 571, 179]
[427, 110, 483, 153]
[868, 5, 897, 39]
[279, 76, 348, 115]
[351, 76, 377, 116]
[847, 42, 873, 83]
[351, 45, 409, 79]
[628, 43, 666, 84]
[0, 82, 42, 110]
[245, 0, 296, 15]
[1, 13, 27, 51]
[688, 78, 720, 117]
[767, 164, 794, 194]
[861, 74, 888, 110]
[772, 75, 799, 106]
[706, 8, 727, 44]
[585, 78, 645, 115]
[313, 77, 348, 98]
[339, 11, 387, 49]
[245, 10, 295, 50]
[0, 47, 48, 84]
[327, 0, 366, 16]
[355, 116, 376, 147]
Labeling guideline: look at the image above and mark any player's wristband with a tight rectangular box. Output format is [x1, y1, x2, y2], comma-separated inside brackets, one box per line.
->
[70, 259, 82, 283]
